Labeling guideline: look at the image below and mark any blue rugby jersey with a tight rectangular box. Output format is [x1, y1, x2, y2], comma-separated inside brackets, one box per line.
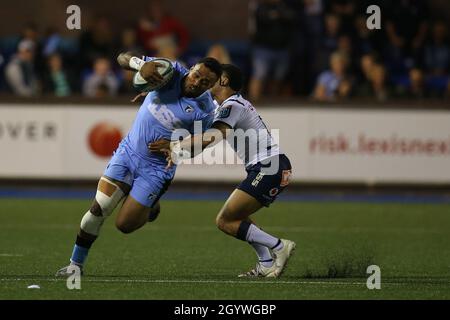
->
[122, 57, 216, 168]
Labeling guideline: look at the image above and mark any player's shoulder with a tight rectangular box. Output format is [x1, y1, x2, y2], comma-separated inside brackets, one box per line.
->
[221, 94, 252, 112]
[192, 90, 216, 116]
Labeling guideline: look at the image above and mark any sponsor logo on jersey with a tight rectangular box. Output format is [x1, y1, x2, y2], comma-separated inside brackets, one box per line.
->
[269, 188, 279, 197]
[218, 106, 232, 119]
[184, 105, 194, 113]
[148, 103, 183, 130]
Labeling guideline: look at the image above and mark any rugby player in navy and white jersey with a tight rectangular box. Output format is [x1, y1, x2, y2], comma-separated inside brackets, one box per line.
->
[150, 64, 295, 278]
[55, 53, 222, 276]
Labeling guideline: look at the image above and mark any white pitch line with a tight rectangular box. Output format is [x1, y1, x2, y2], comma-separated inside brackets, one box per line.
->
[0, 278, 365, 286]
[2, 278, 448, 286]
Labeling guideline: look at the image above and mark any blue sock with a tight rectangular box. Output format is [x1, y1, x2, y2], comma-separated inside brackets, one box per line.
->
[70, 245, 89, 266]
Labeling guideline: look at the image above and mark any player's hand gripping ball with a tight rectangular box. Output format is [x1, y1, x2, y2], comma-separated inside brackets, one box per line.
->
[133, 58, 174, 92]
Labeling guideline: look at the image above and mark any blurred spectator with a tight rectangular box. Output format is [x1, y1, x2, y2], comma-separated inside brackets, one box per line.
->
[296, 0, 324, 93]
[42, 53, 72, 97]
[337, 34, 352, 55]
[36, 27, 65, 82]
[325, 0, 356, 35]
[396, 68, 427, 99]
[353, 14, 385, 57]
[118, 28, 143, 56]
[20, 22, 45, 78]
[42, 27, 63, 57]
[82, 57, 119, 98]
[21, 22, 39, 43]
[422, 20, 450, 97]
[302, 0, 324, 40]
[94, 82, 112, 99]
[317, 13, 341, 72]
[313, 51, 352, 101]
[154, 36, 181, 62]
[370, 64, 390, 101]
[356, 63, 390, 101]
[424, 20, 450, 76]
[0, 0, 448, 103]
[206, 44, 231, 64]
[408, 68, 426, 99]
[137, 0, 190, 56]
[358, 53, 377, 82]
[79, 16, 116, 70]
[248, 0, 296, 101]
[384, 0, 429, 71]
[117, 28, 143, 95]
[337, 34, 357, 72]
[284, 0, 324, 95]
[5, 40, 39, 97]
[118, 69, 136, 95]
[409, 68, 427, 98]
[116, 27, 146, 94]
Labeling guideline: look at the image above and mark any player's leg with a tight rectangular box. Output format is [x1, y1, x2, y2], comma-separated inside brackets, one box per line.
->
[216, 154, 295, 277]
[215, 189, 262, 236]
[148, 201, 161, 222]
[115, 196, 152, 234]
[74, 176, 130, 257]
[240, 217, 275, 274]
[216, 189, 280, 276]
[219, 214, 275, 276]
[56, 176, 130, 276]
[115, 174, 171, 234]
[56, 144, 134, 276]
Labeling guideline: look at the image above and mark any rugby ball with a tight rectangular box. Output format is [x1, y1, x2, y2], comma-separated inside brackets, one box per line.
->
[133, 58, 174, 92]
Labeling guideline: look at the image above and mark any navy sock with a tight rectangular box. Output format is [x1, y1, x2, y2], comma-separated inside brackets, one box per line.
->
[236, 221, 252, 241]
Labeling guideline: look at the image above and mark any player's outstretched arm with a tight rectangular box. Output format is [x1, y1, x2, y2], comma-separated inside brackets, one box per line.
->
[149, 121, 231, 160]
[194, 121, 231, 153]
[117, 52, 164, 86]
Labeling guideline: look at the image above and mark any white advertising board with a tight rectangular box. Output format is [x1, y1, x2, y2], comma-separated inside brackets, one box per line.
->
[1, 104, 449, 183]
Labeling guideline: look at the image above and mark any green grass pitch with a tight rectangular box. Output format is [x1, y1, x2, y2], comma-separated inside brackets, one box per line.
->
[0, 198, 449, 299]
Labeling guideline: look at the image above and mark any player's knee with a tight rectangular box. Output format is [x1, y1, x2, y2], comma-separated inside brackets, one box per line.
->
[115, 219, 136, 234]
[116, 225, 133, 234]
[89, 200, 103, 217]
[94, 178, 126, 217]
[215, 214, 228, 232]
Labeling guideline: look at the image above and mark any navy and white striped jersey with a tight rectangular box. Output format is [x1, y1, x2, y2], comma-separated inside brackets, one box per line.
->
[213, 94, 281, 167]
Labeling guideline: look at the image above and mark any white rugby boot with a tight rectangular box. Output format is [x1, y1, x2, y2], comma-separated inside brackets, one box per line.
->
[238, 262, 278, 278]
[272, 239, 296, 277]
[55, 263, 84, 277]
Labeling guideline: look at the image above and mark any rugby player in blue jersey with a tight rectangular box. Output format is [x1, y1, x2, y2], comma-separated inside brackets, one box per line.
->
[150, 64, 295, 278]
[56, 53, 221, 276]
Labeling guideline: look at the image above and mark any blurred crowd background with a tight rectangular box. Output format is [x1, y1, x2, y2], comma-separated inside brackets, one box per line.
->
[0, 0, 449, 102]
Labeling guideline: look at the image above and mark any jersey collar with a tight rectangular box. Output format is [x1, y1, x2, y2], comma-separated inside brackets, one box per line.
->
[221, 93, 241, 107]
